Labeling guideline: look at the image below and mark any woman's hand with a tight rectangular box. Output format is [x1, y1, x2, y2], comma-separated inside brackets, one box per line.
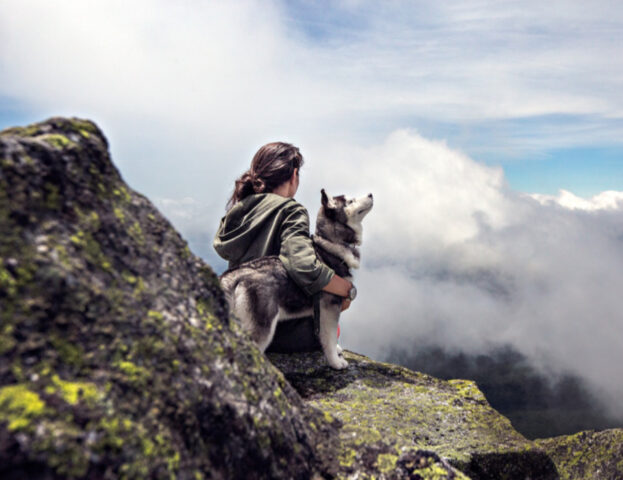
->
[341, 298, 351, 311]
[322, 274, 353, 298]
[323, 274, 353, 312]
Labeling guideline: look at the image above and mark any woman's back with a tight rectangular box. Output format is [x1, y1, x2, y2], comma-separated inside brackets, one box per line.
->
[214, 142, 353, 352]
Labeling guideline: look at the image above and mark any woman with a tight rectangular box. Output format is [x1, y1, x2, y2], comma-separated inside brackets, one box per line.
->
[213, 142, 353, 351]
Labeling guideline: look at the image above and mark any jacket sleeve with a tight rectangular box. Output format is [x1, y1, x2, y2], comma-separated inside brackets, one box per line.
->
[278, 203, 334, 296]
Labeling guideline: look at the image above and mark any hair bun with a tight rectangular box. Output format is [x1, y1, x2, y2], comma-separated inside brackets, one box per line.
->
[252, 177, 266, 193]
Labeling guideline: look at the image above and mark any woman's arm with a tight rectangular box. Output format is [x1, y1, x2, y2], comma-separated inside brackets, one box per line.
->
[279, 203, 335, 295]
[279, 202, 353, 311]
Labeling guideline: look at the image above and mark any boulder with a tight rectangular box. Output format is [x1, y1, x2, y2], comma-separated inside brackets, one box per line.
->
[535, 429, 623, 480]
[0, 118, 338, 479]
[269, 350, 558, 479]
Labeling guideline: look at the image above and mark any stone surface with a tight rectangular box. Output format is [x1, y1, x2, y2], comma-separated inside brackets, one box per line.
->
[0, 118, 338, 479]
[535, 429, 623, 480]
[269, 350, 559, 479]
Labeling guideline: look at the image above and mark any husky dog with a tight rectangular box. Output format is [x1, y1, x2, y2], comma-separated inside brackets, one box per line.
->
[219, 189, 373, 369]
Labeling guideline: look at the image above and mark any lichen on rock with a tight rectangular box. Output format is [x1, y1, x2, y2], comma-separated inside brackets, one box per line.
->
[536, 428, 623, 480]
[268, 350, 558, 479]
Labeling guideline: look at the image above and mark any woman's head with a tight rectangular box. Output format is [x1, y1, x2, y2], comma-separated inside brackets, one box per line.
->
[228, 142, 304, 208]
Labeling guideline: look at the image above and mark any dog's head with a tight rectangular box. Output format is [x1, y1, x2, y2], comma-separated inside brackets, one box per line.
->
[316, 189, 373, 245]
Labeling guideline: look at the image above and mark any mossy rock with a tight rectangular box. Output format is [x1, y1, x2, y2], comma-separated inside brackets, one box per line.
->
[0, 118, 338, 479]
[268, 350, 559, 479]
[535, 428, 623, 479]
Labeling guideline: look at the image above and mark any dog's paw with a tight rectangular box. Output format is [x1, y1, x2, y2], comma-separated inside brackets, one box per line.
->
[336, 344, 343, 355]
[328, 356, 349, 370]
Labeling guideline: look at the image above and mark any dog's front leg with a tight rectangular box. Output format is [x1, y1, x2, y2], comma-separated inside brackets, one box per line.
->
[318, 298, 348, 369]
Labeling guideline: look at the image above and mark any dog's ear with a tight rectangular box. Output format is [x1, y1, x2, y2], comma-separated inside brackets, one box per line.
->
[321, 189, 335, 207]
[321, 189, 330, 207]
[321, 189, 337, 219]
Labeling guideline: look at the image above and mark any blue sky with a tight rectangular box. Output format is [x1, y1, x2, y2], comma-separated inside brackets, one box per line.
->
[1, 0, 622, 197]
[278, 0, 623, 197]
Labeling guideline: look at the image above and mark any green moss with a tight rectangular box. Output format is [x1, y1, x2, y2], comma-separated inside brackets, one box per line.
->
[536, 429, 623, 480]
[68, 118, 98, 136]
[448, 378, 487, 403]
[45, 375, 99, 405]
[114, 207, 125, 223]
[52, 243, 72, 269]
[147, 310, 164, 321]
[0, 384, 46, 430]
[50, 336, 84, 368]
[0, 125, 40, 137]
[114, 360, 150, 384]
[167, 451, 181, 475]
[95, 415, 181, 478]
[98, 416, 135, 449]
[73, 207, 100, 232]
[377, 453, 399, 474]
[11, 363, 25, 382]
[0, 263, 17, 297]
[338, 447, 357, 468]
[415, 461, 461, 479]
[128, 221, 144, 245]
[122, 270, 137, 284]
[70, 230, 112, 271]
[197, 298, 219, 331]
[133, 277, 146, 297]
[41, 134, 75, 150]
[44, 182, 60, 209]
[113, 186, 132, 203]
[0, 324, 16, 354]
[180, 245, 191, 259]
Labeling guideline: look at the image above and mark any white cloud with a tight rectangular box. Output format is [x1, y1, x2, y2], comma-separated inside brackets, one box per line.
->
[530, 190, 623, 211]
[321, 130, 623, 418]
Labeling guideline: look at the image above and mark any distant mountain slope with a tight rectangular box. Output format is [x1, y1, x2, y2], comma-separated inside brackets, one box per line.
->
[387, 344, 623, 439]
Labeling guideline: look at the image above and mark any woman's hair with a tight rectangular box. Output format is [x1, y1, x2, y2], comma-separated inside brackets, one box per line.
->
[227, 142, 304, 209]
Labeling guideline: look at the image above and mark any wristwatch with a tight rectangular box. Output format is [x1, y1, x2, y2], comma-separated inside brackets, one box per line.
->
[347, 284, 357, 301]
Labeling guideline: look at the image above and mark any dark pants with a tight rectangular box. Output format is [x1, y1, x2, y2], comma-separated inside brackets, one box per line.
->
[265, 316, 321, 353]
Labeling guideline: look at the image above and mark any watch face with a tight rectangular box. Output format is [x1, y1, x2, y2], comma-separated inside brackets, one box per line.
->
[349, 286, 357, 301]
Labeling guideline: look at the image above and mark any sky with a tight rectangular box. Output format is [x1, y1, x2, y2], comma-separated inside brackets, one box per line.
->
[1, 1, 623, 416]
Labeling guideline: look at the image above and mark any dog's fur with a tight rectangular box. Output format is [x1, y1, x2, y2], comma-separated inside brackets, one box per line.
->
[219, 189, 373, 369]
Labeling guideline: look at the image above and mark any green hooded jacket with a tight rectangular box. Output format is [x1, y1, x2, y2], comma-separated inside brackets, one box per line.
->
[213, 193, 334, 296]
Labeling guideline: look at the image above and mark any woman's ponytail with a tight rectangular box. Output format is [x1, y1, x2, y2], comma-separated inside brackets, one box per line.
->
[230, 171, 255, 208]
[227, 142, 303, 209]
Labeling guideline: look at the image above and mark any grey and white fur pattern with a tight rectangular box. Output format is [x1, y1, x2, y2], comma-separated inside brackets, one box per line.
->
[219, 189, 373, 369]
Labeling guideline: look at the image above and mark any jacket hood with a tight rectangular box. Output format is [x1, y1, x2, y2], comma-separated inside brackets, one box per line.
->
[213, 193, 293, 264]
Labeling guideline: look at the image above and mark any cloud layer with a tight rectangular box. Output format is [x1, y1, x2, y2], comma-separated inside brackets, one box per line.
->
[315, 131, 623, 418]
